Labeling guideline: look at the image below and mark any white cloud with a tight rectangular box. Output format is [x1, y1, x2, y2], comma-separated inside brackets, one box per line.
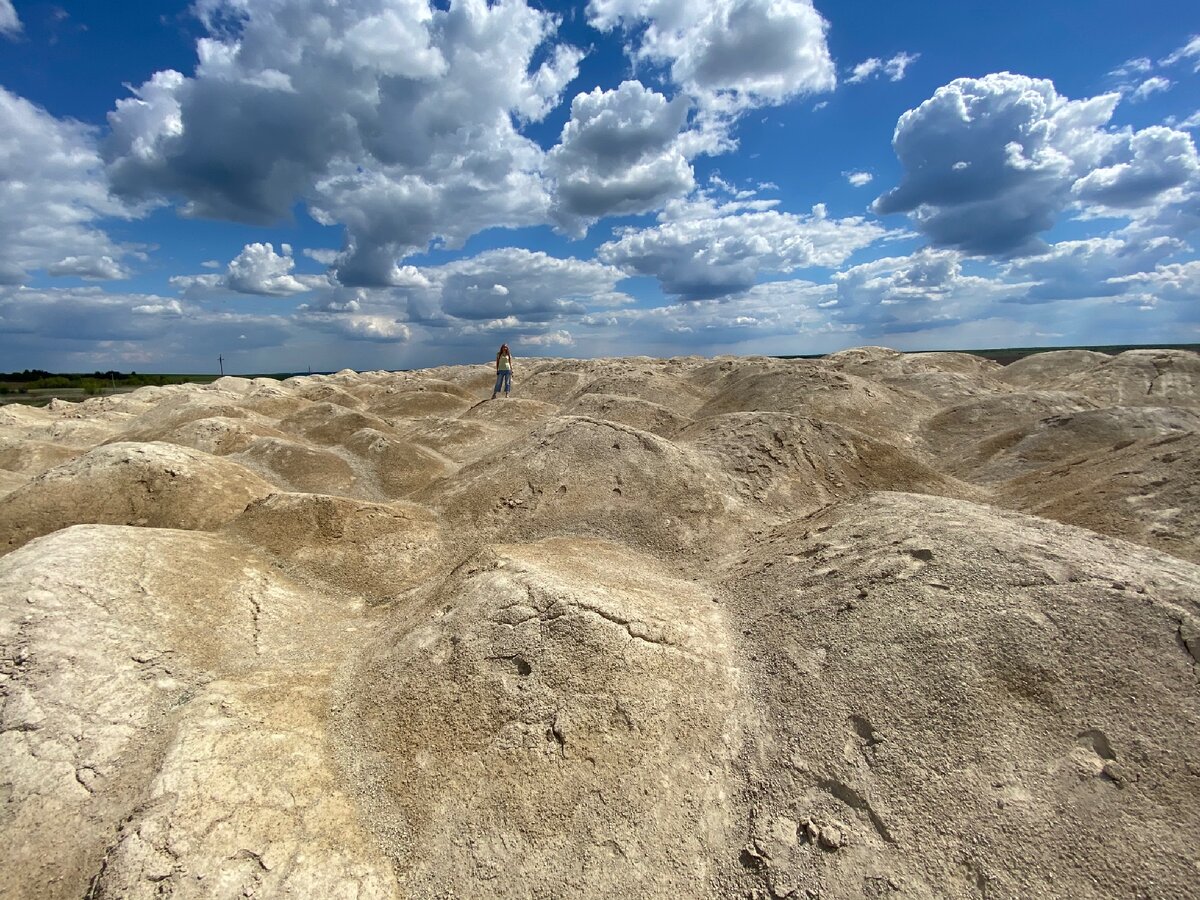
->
[874, 73, 1123, 255]
[847, 52, 919, 84]
[586, 0, 836, 113]
[417, 248, 631, 322]
[1110, 57, 1153, 78]
[1161, 35, 1200, 72]
[0, 0, 20, 36]
[1131, 76, 1173, 102]
[46, 255, 131, 280]
[847, 58, 881, 84]
[547, 81, 696, 235]
[578, 277, 839, 349]
[1170, 110, 1200, 130]
[1109, 259, 1200, 307]
[599, 195, 898, 299]
[832, 248, 1024, 335]
[1004, 236, 1186, 302]
[0, 286, 291, 363]
[132, 299, 185, 316]
[522, 329, 574, 347]
[0, 87, 135, 284]
[845, 171, 873, 187]
[200, 259, 222, 269]
[297, 311, 412, 343]
[1072, 126, 1200, 211]
[105, 0, 584, 287]
[172, 242, 329, 297]
[302, 248, 340, 266]
[883, 52, 920, 81]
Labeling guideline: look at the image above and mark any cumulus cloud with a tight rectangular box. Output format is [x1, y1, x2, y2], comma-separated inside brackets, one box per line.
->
[598, 196, 898, 299]
[303, 248, 340, 266]
[1161, 35, 1200, 71]
[104, 0, 584, 287]
[417, 248, 631, 322]
[1131, 76, 1173, 102]
[832, 248, 1023, 335]
[1072, 126, 1200, 211]
[0, 0, 20, 36]
[132, 299, 186, 316]
[1109, 259, 1200, 308]
[0, 286, 291, 368]
[172, 243, 329, 297]
[579, 277, 838, 349]
[1005, 236, 1186, 302]
[46, 255, 131, 280]
[521, 329, 574, 347]
[845, 171, 873, 187]
[548, 81, 695, 234]
[586, 0, 835, 112]
[873, 73, 1123, 255]
[297, 311, 412, 342]
[0, 88, 134, 284]
[847, 51, 919, 84]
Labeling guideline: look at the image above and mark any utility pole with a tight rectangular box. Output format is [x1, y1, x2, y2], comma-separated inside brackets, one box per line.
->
[218, 354, 224, 376]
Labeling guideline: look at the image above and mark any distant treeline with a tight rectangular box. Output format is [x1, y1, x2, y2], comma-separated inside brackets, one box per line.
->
[964, 343, 1200, 365]
[0, 370, 214, 395]
[776, 343, 1200, 365]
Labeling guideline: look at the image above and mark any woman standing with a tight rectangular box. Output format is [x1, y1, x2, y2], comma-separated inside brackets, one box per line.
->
[491, 343, 513, 399]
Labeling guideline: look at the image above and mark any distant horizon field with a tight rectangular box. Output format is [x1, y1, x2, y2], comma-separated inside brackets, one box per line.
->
[2, 341, 1199, 407]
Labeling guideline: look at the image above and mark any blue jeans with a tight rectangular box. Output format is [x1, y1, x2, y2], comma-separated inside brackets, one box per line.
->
[493, 370, 511, 394]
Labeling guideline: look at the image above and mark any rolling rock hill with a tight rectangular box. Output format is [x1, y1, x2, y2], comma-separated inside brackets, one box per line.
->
[1, 347, 1198, 899]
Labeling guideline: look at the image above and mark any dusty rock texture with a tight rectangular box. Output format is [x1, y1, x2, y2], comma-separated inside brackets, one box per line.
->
[1, 348, 1198, 899]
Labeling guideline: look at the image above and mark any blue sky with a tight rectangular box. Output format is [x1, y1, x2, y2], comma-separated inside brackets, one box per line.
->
[0, 0, 1198, 373]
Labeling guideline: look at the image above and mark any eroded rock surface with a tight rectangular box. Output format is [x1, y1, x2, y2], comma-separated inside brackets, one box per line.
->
[1, 348, 1198, 898]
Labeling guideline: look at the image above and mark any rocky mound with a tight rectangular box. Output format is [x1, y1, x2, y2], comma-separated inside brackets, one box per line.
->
[0, 438, 80, 475]
[0, 441, 273, 552]
[562, 392, 694, 437]
[954, 406, 1200, 483]
[419, 416, 746, 554]
[1054, 349, 1200, 406]
[995, 431, 1200, 562]
[391, 416, 513, 464]
[363, 386, 473, 419]
[996, 349, 1113, 388]
[228, 436, 363, 497]
[567, 370, 712, 417]
[0, 525, 393, 899]
[720, 491, 1200, 899]
[226, 492, 443, 599]
[692, 362, 930, 443]
[679, 412, 971, 512]
[152, 414, 292, 456]
[921, 391, 1097, 460]
[277, 402, 399, 446]
[0, 400, 129, 447]
[334, 537, 739, 898]
[340, 428, 455, 498]
[0, 469, 25, 497]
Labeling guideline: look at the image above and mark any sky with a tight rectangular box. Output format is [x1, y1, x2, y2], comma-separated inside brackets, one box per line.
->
[0, 0, 1198, 374]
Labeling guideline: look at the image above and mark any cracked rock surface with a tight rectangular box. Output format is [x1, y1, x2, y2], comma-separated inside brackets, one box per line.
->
[1, 348, 1199, 899]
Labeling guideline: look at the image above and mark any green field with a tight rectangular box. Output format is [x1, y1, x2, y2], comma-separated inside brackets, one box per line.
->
[0, 371, 223, 407]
